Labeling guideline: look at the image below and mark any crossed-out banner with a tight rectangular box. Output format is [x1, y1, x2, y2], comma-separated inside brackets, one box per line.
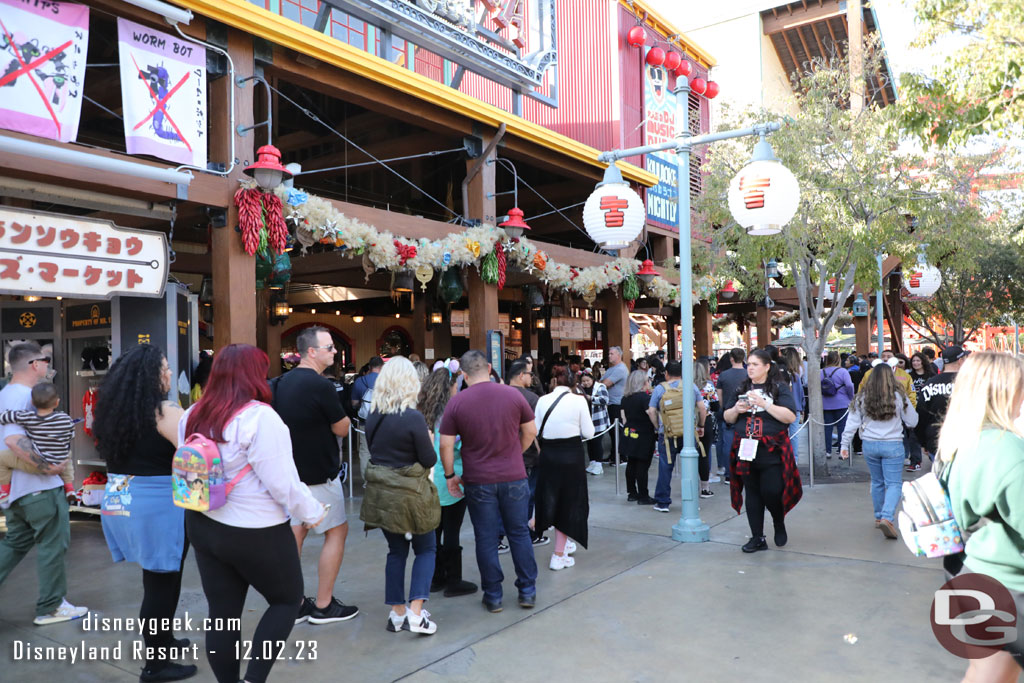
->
[117, 18, 206, 167]
[0, 0, 89, 143]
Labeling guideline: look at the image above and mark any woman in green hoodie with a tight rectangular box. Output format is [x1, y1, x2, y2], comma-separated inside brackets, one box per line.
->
[941, 351, 1024, 682]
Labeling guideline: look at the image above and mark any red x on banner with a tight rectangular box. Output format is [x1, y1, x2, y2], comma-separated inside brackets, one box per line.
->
[0, 19, 71, 137]
[130, 52, 192, 152]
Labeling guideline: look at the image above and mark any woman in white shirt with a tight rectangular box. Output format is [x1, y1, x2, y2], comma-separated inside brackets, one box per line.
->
[533, 367, 595, 571]
[179, 344, 325, 683]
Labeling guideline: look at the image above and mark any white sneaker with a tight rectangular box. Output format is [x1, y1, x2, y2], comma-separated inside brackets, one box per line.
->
[586, 462, 603, 476]
[707, 475, 721, 483]
[904, 458, 911, 466]
[564, 539, 577, 555]
[386, 609, 406, 633]
[549, 554, 575, 571]
[34, 599, 88, 625]
[717, 467, 726, 476]
[403, 609, 437, 635]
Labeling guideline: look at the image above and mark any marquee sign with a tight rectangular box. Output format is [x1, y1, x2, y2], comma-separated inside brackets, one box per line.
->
[0, 207, 167, 299]
[324, 0, 556, 90]
[643, 46, 678, 231]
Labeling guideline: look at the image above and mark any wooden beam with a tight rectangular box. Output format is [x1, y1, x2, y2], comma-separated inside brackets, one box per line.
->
[763, 0, 844, 35]
[795, 25, 815, 67]
[780, 30, 801, 72]
[809, 21, 827, 60]
[825, 16, 842, 57]
[877, 74, 890, 106]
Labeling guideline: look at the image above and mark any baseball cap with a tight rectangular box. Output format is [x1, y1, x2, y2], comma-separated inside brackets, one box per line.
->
[941, 345, 967, 364]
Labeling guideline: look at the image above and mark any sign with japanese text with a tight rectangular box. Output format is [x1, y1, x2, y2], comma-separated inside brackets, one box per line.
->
[0, 0, 89, 143]
[0, 207, 167, 299]
[644, 46, 677, 232]
[117, 18, 206, 167]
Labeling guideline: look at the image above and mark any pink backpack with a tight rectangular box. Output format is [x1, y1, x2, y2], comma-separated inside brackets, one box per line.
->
[172, 402, 257, 511]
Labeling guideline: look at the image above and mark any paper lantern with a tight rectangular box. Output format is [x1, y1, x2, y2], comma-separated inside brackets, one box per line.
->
[705, 81, 720, 99]
[727, 140, 800, 236]
[664, 51, 682, 72]
[902, 266, 942, 301]
[583, 165, 646, 251]
[627, 25, 646, 48]
[690, 77, 707, 95]
[646, 47, 665, 67]
[676, 60, 693, 77]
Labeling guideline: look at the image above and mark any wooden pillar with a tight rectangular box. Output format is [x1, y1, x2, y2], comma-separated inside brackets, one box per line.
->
[211, 29, 256, 349]
[603, 291, 631, 366]
[743, 324, 752, 353]
[694, 302, 712, 358]
[854, 313, 870, 355]
[887, 275, 904, 354]
[756, 306, 771, 349]
[413, 294, 429, 362]
[465, 136, 498, 352]
[667, 316, 678, 362]
[267, 320, 282, 377]
[651, 234, 673, 266]
[848, 0, 864, 113]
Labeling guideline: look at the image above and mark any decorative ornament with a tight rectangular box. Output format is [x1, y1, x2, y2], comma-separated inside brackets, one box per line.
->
[902, 265, 942, 301]
[286, 188, 309, 206]
[690, 77, 707, 96]
[362, 253, 376, 281]
[415, 264, 434, 292]
[583, 288, 597, 305]
[533, 251, 548, 272]
[676, 60, 693, 77]
[440, 267, 464, 303]
[664, 51, 682, 71]
[623, 275, 641, 303]
[636, 259, 658, 285]
[626, 25, 646, 48]
[394, 239, 417, 266]
[728, 138, 800, 236]
[645, 47, 665, 67]
[481, 250, 499, 285]
[442, 252, 452, 267]
[466, 239, 481, 259]
[234, 187, 263, 256]
[495, 246, 507, 290]
[583, 165, 646, 250]
[705, 81, 720, 99]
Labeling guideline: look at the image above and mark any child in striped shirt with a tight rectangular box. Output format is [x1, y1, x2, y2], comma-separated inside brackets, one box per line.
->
[0, 382, 76, 504]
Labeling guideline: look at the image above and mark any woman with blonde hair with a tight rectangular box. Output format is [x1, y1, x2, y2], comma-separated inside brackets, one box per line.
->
[621, 370, 656, 503]
[839, 363, 917, 539]
[360, 356, 441, 635]
[939, 352, 1024, 683]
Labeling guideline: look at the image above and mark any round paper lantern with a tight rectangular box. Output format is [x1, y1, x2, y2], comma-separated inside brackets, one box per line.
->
[646, 47, 665, 67]
[705, 81, 720, 99]
[902, 265, 942, 301]
[627, 25, 646, 48]
[728, 157, 800, 236]
[583, 170, 646, 251]
[676, 60, 693, 77]
[664, 51, 682, 71]
[690, 77, 707, 95]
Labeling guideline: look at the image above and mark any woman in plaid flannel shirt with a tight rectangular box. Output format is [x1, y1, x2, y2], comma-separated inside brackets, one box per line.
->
[580, 371, 610, 475]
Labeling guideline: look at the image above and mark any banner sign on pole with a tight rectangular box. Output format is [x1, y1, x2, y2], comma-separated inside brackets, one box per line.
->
[0, 207, 168, 299]
[0, 0, 89, 143]
[643, 47, 678, 232]
[117, 18, 206, 168]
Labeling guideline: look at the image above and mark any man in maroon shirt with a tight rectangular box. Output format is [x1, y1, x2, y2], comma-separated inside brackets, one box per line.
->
[440, 350, 538, 612]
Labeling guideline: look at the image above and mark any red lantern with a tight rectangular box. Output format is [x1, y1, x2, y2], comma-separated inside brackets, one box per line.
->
[664, 51, 682, 71]
[676, 59, 693, 77]
[705, 81, 720, 99]
[721, 280, 738, 299]
[690, 77, 707, 95]
[636, 259, 658, 285]
[627, 25, 646, 48]
[645, 47, 665, 67]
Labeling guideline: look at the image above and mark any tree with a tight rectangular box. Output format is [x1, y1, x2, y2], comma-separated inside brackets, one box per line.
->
[901, 0, 1024, 145]
[696, 53, 963, 476]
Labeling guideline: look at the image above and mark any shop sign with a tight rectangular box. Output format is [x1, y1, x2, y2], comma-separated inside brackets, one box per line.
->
[1, 306, 53, 333]
[0, 208, 167, 299]
[66, 302, 111, 330]
[644, 47, 678, 232]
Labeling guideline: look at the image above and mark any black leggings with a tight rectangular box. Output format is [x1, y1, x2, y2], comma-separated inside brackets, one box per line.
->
[744, 463, 785, 537]
[587, 435, 604, 463]
[186, 512, 303, 683]
[435, 497, 467, 551]
[140, 535, 189, 667]
[625, 454, 653, 498]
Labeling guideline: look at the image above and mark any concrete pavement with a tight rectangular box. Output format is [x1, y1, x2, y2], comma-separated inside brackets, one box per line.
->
[0, 454, 968, 682]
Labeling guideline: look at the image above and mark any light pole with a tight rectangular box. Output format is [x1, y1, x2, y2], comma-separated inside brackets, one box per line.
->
[597, 79, 794, 542]
[876, 252, 885, 355]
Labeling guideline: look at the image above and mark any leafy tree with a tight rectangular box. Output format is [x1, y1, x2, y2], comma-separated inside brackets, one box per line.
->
[901, 0, 1024, 144]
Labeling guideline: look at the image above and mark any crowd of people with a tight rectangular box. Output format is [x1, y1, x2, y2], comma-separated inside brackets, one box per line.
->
[3, 333, 1024, 681]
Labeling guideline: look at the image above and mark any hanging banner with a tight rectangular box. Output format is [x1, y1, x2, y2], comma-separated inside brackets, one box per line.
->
[643, 46, 678, 232]
[0, 207, 168, 299]
[0, 0, 89, 143]
[117, 18, 206, 167]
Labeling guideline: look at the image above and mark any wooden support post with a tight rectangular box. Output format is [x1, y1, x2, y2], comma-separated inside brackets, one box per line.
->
[848, 0, 864, 113]
[756, 306, 771, 349]
[743, 325, 752, 353]
[267, 320, 282, 377]
[651, 234, 673, 265]
[854, 313, 870, 355]
[887, 275, 904, 354]
[603, 291, 631, 366]
[465, 134, 498, 352]
[694, 302, 712, 358]
[211, 28, 256, 349]
[413, 294, 430, 362]
[667, 314, 678, 362]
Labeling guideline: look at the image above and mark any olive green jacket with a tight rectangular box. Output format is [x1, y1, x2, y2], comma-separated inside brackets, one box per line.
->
[359, 461, 440, 535]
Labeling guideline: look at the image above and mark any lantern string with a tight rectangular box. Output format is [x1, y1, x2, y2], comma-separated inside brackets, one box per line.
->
[266, 81, 463, 223]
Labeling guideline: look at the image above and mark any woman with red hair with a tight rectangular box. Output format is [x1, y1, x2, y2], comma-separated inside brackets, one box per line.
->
[178, 344, 325, 683]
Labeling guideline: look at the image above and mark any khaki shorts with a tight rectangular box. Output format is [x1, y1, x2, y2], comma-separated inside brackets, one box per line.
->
[291, 476, 346, 533]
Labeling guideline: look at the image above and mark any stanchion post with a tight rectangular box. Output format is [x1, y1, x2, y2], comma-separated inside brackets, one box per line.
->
[348, 429, 355, 499]
[614, 418, 620, 495]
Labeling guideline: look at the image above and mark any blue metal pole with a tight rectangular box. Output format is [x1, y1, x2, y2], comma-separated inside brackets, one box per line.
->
[671, 77, 709, 543]
[876, 252, 884, 355]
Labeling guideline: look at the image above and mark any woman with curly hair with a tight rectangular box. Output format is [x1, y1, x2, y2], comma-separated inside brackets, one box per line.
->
[840, 363, 918, 539]
[94, 344, 195, 682]
[421, 366, 477, 598]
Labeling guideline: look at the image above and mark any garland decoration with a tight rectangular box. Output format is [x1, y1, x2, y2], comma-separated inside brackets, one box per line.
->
[234, 187, 289, 257]
[237, 181, 702, 307]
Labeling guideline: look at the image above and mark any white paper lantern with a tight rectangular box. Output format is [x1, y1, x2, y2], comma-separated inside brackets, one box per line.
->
[728, 159, 800, 236]
[583, 169, 646, 250]
[902, 265, 942, 301]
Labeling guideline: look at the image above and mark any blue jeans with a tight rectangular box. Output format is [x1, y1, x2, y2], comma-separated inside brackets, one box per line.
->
[788, 421, 801, 465]
[862, 441, 904, 522]
[716, 419, 734, 470]
[382, 530, 436, 605]
[654, 437, 681, 506]
[823, 408, 848, 452]
[465, 479, 537, 604]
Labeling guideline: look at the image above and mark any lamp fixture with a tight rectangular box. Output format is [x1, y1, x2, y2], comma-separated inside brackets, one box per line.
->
[243, 145, 291, 190]
[636, 259, 658, 285]
[499, 207, 531, 239]
[395, 313, 401, 319]
[535, 318, 547, 330]
[352, 313, 364, 323]
[764, 259, 780, 279]
[269, 293, 289, 325]
[514, 316, 523, 324]
[122, 0, 192, 24]
[310, 308, 316, 314]
[727, 135, 800, 236]
[430, 311, 443, 325]
[23, 295, 41, 302]
[583, 163, 646, 251]
[199, 276, 213, 305]
[393, 270, 414, 293]
[721, 281, 738, 299]
[852, 292, 869, 317]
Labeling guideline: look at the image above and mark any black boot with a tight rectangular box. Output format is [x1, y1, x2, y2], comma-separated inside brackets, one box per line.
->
[443, 546, 478, 597]
[430, 548, 447, 593]
[140, 662, 197, 682]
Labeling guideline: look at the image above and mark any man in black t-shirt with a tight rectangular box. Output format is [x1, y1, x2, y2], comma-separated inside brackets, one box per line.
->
[274, 326, 357, 625]
[715, 348, 748, 478]
[917, 345, 967, 465]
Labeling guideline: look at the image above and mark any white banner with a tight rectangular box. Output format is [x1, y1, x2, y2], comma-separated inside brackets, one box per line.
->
[117, 18, 206, 167]
[0, 0, 89, 143]
[0, 207, 168, 299]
